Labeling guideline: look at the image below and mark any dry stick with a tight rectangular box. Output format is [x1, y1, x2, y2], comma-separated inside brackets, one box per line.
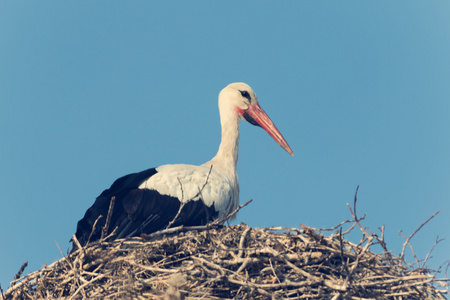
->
[330, 294, 341, 300]
[142, 224, 215, 240]
[353, 185, 359, 219]
[13, 261, 28, 281]
[346, 186, 371, 240]
[446, 261, 450, 279]
[102, 226, 118, 242]
[0, 284, 4, 300]
[87, 215, 103, 246]
[191, 199, 254, 253]
[422, 236, 445, 269]
[212, 199, 253, 226]
[265, 226, 302, 234]
[166, 164, 213, 230]
[310, 216, 364, 233]
[4, 257, 63, 297]
[338, 227, 350, 283]
[101, 196, 116, 241]
[269, 258, 281, 284]
[282, 256, 348, 291]
[399, 230, 421, 267]
[445, 261, 450, 296]
[341, 222, 360, 236]
[345, 186, 380, 279]
[236, 257, 250, 274]
[238, 226, 251, 258]
[68, 274, 106, 300]
[166, 177, 185, 230]
[71, 234, 83, 253]
[377, 224, 391, 257]
[54, 241, 75, 272]
[399, 210, 440, 260]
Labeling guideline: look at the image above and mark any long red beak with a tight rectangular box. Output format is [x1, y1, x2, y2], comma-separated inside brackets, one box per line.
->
[244, 103, 294, 156]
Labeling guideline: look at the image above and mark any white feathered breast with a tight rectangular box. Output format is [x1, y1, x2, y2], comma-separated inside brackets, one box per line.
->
[138, 163, 239, 219]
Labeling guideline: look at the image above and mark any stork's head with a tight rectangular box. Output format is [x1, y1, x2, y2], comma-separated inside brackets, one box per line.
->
[219, 82, 294, 156]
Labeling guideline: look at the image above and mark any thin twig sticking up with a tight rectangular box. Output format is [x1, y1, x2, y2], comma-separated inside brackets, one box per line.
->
[101, 196, 116, 241]
[166, 164, 213, 229]
[399, 210, 440, 260]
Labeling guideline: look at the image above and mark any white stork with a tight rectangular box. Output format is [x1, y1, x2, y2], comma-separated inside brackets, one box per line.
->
[73, 82, 293, 249]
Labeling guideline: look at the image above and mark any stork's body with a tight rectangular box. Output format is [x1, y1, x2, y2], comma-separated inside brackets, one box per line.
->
[73, 83, 293, 249]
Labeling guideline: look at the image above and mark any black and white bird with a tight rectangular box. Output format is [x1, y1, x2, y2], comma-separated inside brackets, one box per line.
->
[73, 82, 293, 249]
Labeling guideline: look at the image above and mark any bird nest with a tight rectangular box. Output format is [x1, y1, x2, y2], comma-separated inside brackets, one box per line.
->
[2, 208, 449, 300]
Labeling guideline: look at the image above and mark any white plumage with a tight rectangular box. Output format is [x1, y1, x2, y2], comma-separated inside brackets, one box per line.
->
[139, 163, 237, 219]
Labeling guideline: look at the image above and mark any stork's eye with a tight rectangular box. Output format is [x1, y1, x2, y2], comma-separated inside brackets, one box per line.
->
[239, 90, 251, 102]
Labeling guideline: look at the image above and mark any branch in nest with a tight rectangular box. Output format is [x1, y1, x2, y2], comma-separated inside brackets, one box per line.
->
[142, 199, 253, 241]
[101, 196, 116, 241]
[308, 186, 366, 236]
[399, 210, 440, 261]
[87, 215, 102, 246]
[0, 283, 4, 300]
[13, 262, 28, 282]
[166, 164, 213, 230]
[346, 185, 370, 240]
[422, 236, 446, 270]
[308, 216, 364, 234]
[212, 199, 253, 225]
[71, 234, 83, 254]
[141, 224, 218, 240]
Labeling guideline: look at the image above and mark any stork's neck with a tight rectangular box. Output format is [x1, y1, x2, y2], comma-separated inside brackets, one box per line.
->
[210, 109, 240, 171]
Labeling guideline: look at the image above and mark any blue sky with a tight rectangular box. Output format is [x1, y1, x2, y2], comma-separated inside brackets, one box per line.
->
[1, 1, 449, 287]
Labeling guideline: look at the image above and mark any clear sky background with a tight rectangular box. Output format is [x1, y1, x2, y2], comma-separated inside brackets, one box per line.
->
[1, 1, 449, 288]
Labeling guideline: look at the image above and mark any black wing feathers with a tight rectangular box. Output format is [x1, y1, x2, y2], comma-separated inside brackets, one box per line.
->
[74, 168, 157, 247]
[73, 167, 218, 251]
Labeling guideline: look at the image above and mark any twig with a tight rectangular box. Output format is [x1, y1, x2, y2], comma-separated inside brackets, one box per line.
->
[71, 234, 83, 253]
[5, 257, 62, 296]
[341, 221, 359, 235]
[310, 217, 363, 233]
[346, 186, 371, 241]
[353, 185, 359, 219]
[236, 257, 250, 274]
[101, 196, 116, 241]
[399, 230, 420, 267]
[238, 226, 251, 258]
[166, 164, 213, 229]
[166, 177, 185, 230]
[339, 227, 350, 282]
[102, 226, 118, 242]
[69, 274, 106, 300]
[87, 215, 103, 246]
[55, 241, 73, 270]
[0, 283, 4, 300]
[377, 224, 390, 256]
[330, 294, 341, 300]
[422, 236, 445, 269]
[142, 224, 219, 240]
[269, 259, 281, 284]
[446, 260, 450, 278]
[400, 210, 440, 260]
[13, 262, 28, 281]
[212, 199, 253, 225]
[445, 261, 450, 296]
[191, 164, 214, 202]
